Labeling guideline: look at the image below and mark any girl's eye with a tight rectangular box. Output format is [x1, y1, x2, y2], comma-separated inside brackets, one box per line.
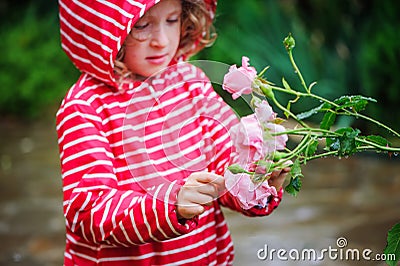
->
[134, 22, 149, 30]
[167, 18, 180, 24]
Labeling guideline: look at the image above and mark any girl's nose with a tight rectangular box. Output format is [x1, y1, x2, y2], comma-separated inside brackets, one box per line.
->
[150, 25, 168, 47]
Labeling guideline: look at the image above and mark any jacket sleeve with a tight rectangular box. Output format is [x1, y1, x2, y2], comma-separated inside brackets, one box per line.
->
[218, 188, 283, 217]
[56, 96, 197, 247]
[198, 80, 284, 217]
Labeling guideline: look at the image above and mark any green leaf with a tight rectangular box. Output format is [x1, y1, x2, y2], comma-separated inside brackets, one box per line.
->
[327, 127, 361, 156]
[384, 223, 400, 266]
[258, 66, 270, 78]
[285, 101, 291, 119]
[333, 95, 377, 113]
[285, 176, 302, 196]
[297, 102, 331, 120]
[305, 139, 319, 157]
[320, 112, 337, 130]
[297, 106, 321, 120]
[285, 159, 303, 196]
[339, 129, 360, 156]
[282, 77, 292, 91]
[290, 159, 303, 178]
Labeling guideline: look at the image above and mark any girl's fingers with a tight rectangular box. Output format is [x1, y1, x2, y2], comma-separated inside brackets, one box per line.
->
[270, 169, 282, 179]
[191, 172, 224, 186]
[177, 204, 204, 220]
[190, 193, 214, 206]
[282, 167, 291, 173]
[198, 183, 218, 198]
[178, 185, 215, 205]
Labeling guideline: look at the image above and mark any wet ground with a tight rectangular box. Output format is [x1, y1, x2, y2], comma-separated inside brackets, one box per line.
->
[0, 119, 399, 266]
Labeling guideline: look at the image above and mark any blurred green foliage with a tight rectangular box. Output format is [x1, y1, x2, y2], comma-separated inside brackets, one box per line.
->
[199, 0, 400, 136]
[0, 1, 79, 118]
[0, 0, 399, 136]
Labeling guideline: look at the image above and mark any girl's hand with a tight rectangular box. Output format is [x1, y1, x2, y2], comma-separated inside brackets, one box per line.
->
[268, 167, 291, 190]
[176, 172, 225, 220]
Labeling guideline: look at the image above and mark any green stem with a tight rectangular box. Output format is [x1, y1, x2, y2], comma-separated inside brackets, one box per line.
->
[270, 85, 400, 139]
[270, 85, 337, 109]
[269, 94, 309, 128]
[285, 35, 400, 139]
[271, 134, 312, 168]
[340, 112, 400, 138]
[280, 128, 400, 152]
[273, 127, 340, 137]
[356, 138, 400, 152]
[299, 150, 338, 163]
[287, 50, 309, 93]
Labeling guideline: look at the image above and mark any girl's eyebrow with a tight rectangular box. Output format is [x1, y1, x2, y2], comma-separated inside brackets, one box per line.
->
[145, 8, 182, 19]
[169, 10, 182, 16]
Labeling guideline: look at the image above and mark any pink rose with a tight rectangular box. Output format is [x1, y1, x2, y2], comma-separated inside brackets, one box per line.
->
[263, 123, 288, 153]
[223, 56, 257, 100]
[254, 100, 288, 153]
[224, 170, 277, 210]
[255, 100, 276, 123]
[230, 114, 265, 165]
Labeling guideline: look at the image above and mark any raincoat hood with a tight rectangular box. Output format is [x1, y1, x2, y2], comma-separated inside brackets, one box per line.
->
[59, 0, 217, 88]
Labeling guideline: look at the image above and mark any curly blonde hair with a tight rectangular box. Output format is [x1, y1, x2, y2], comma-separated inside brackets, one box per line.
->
[114, 0, 216, 80]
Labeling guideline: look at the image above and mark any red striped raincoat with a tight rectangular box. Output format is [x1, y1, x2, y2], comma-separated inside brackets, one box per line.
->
[56, 0, 282, 265]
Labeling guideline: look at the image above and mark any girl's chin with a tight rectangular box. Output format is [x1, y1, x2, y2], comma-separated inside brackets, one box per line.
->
[140, 66, 170, 78]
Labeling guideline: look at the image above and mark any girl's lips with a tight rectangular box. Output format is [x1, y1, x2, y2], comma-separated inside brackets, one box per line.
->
[146, 54, 168, 65]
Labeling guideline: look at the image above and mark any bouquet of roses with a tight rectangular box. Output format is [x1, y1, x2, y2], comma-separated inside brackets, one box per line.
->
[222, 56, 292, 210]
[222, 34, 400, 210]
[221, 34, 400, 265]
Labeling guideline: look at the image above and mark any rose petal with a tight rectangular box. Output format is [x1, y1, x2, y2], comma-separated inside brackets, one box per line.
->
[224, 169, 278, 210]
[222, 57, 257, 99]
[255, 100, 276, 123]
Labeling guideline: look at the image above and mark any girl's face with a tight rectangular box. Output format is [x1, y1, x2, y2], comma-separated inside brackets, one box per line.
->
[123, 0, 182, 79]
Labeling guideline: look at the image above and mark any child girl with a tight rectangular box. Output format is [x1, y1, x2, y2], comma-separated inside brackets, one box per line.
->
[57, 0, 289, 265]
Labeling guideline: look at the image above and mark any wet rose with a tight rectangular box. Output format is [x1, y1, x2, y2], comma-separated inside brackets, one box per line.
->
[223, 56, 257, 100]
[224, 170, 277, 210]
[230, 114, 265, 165]
[255, 100, 276, 123]
[263, 123, 288, 153]
[253, 100, 288, 153]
